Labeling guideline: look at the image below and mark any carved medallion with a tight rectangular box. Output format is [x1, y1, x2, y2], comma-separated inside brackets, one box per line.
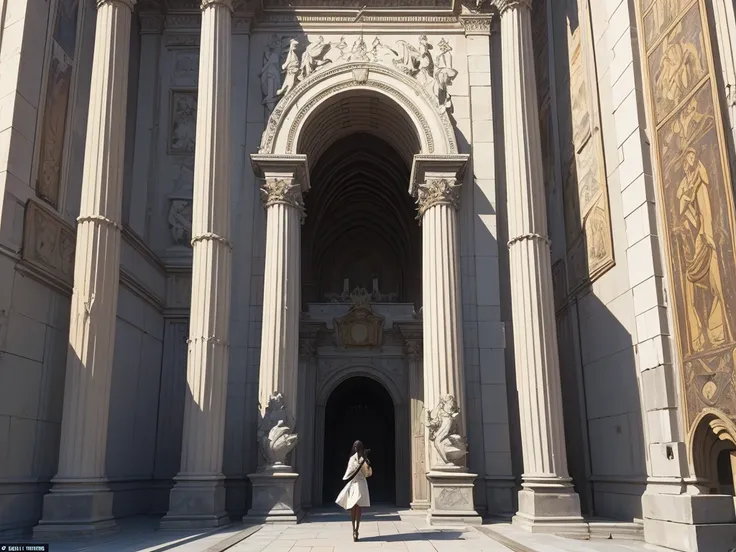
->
[334, 292, 384, 348]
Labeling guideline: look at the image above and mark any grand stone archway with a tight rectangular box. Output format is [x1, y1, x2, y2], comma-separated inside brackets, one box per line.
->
[249, 60, 476, 525]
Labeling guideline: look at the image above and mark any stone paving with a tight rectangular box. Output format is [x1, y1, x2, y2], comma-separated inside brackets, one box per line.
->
[3, 509, 672, 552]
[230, 509, 511, 552]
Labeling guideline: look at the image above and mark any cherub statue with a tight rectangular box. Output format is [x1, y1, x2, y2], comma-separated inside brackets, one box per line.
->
[277, 39, 300, 97]
[425, 395, 467, 466]
[257, 392, 298, 466]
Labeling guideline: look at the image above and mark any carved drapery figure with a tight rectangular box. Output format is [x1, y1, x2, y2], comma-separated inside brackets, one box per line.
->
[277, 38, 300, 97]
[655, 25, 705, 108]
[433, 38, 458, 113]
[394, 35, 433, 85]
[299, 36, 332, 80]
[257, 392, 299, 466]
[260, 34, 283, 116]
[425, 395, 467, 466]
[676, 148, 732, 352]
[168, 199, 193, 245]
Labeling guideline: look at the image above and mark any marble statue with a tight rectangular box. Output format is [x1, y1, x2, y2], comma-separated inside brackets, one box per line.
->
[257, 392, 298, 466]
[425, 395, 468, 466]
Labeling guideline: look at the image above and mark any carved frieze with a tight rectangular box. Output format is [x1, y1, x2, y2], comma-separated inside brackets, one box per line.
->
[22, 200, 76, 287]
[262, 0, 453, 7]
[258, 33, 459, 126]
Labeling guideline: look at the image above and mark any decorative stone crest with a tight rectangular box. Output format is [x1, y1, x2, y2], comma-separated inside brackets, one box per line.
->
[260, 178, 305, 217]
[257, 392, 299, 467]
[333, 289, 385, 348]
[414, 178, 461, 218]
[425, 395, 468, 467]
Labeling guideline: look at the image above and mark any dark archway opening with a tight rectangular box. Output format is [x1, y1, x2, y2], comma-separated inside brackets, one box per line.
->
[322, 376, 396, 505]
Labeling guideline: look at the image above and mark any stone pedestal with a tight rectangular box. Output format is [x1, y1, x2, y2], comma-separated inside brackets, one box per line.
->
[161, 0, 233, 530]
[34, 0, 135, 539]
[427, 471, 482, 526]
[248, 467, 304, 523]
[492, 0, 585, 536]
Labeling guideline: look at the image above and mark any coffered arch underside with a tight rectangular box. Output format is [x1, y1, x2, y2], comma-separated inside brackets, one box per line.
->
[259, 62, 459, 161]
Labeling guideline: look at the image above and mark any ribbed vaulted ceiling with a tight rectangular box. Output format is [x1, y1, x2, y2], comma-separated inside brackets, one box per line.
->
[301, 132, 421, 304]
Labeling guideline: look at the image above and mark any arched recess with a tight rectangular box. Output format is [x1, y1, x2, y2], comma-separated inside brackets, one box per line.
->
[688, 408, 736, 493]
[312, 365, 411, 508]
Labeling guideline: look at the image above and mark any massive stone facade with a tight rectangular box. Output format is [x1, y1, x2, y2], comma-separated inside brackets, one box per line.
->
[1, 0, 736, 550]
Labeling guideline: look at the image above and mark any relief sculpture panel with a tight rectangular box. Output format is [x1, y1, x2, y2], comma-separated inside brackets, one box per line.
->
[552, 0, 614, 294]
[637, 0, 736, 430]
[36, 0, 80, 208]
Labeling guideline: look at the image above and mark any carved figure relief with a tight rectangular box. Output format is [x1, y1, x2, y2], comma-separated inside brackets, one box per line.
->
[22, 200, 76, 286]
[169, 91, 197, 154]
[37, 42, 73, 208]
[425, 395, 467, 467]
[551, 0, 614, 292]
[649, 6, 707, 123]
[172, 51, 199, 86]
[258, 34, 457, 125]
[637, 0, 736, 431]
[257, 392, 298, 466]
[167, 157, 194, 247]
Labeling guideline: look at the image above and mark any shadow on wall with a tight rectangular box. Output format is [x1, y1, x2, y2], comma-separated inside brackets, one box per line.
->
[492, 0, 649, 521]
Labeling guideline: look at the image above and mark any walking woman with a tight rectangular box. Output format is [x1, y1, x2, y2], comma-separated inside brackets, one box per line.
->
[335, 440, 372, 541]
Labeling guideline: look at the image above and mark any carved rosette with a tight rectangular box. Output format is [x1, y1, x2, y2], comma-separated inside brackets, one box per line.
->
[424, 394, 468, 468]
[491, 0, 531, 14]
[257, 392, 299, 467]
[260, 178, 305, 218]
[414, 178, 461, 218]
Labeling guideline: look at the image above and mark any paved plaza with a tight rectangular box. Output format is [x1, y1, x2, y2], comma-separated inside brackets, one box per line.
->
[7, 509, 673, 552]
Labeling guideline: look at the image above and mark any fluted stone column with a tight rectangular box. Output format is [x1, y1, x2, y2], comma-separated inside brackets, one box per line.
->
[247, 154, 309, 523]
[33, 0, 136, 539]
[410, 155, 480, 525]
[493, 0, 585, 535]
[161, 0, 233, 529]
[296, 323, 321, 509]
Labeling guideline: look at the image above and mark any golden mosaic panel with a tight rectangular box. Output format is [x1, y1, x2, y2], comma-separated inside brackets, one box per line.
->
[636, 0, 736, 430]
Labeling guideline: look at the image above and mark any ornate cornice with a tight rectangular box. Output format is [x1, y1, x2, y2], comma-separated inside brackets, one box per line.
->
[415, 178, 461, 217]
[491, 0, 531, 14]
[459, 14, 493, 35]
[260, 178, 306, 216]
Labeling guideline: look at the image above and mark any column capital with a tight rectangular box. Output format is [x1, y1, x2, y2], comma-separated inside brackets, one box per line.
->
[97, 0, 135, 10]
[260, 177, 306, 214]
[405, 339, 423, 358]
[409, 154, 469, 219]
[252, 153, 310, 213]
[201, 0, 234, 11]
[460, 14, 494, 36]
[491, 0, 531, 15]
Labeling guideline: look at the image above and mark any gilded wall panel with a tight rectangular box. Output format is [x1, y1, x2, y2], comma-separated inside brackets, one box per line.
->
[636, 0, 736, 430]
[36, 0, 80, 209]
[551, 0, 614, 294]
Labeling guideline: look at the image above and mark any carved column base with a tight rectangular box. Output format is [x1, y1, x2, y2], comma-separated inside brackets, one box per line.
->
[426, 471, 481, 526]
[246, 469, 304, 524]
[512, 482, 587, 538]
[411, 499, 430, 511]
[33, 480, 116, 539]
[159, 476, 229, 530]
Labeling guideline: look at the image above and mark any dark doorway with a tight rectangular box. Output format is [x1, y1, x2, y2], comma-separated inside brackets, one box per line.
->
[322, 376, 396, 505]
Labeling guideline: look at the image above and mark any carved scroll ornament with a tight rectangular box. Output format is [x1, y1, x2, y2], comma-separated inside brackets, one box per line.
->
[425, 394, 467, 466]
[492, 0, 531, 14]
[257, 392, 298, 466]
[414, 178, 461, 218]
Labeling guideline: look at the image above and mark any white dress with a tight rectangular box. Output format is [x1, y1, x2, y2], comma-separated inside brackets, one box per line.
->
[335, 453, 372, 509]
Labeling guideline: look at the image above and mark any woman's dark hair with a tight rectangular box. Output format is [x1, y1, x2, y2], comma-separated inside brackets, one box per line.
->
[351, 440, 365, 456]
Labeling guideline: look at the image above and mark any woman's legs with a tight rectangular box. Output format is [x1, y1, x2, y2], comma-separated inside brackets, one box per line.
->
[355, 506, 362, 534]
